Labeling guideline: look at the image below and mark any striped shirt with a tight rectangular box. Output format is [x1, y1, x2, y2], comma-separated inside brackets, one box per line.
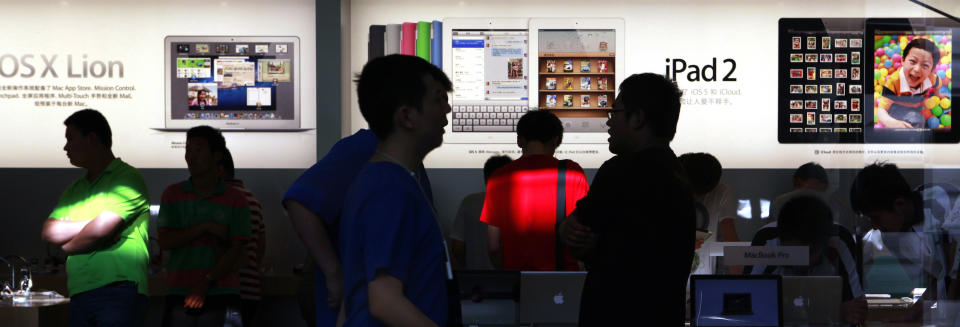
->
[226, 178, 265, 301]
[158, 179, 251, 296]
[878, 68, 943, 111]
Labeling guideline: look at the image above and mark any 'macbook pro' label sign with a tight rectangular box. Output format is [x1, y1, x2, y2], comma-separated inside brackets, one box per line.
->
[723, 246, 809, 266]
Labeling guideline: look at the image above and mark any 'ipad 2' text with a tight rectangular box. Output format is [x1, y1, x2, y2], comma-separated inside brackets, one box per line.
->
[665, 58, 737, 82]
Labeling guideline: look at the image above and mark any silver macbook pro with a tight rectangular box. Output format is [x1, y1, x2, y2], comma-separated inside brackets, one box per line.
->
[519, 271, 586, 326]
[781, 276, 842, 326]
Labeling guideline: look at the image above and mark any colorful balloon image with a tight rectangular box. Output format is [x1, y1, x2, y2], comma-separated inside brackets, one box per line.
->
[871, 34, 953, 129]
[925, 97, 940, 110]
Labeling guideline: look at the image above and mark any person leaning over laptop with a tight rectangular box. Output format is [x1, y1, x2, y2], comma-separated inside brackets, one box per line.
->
[850, 163, 960, 322]
[750, 195, 867, 325]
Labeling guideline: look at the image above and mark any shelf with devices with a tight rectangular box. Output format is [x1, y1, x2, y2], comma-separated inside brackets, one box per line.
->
[538, 55, 615, 113]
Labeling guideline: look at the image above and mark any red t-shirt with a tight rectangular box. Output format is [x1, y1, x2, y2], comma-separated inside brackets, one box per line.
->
[480, 155, 589, 271]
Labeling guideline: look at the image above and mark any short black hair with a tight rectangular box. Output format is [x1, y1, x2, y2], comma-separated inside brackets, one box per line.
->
[64, 108, 112, 148]
[903, 38, 941, 72]
[516, 110, 563, 144]
[186, 125, 226, 155]
[794, 162, 828, 185]
[220, 147, 235, 179]
[678, 152, 722, 195]
[483, 155, 513, 183]
[355, 54, 453, 140]
[849, 162, 912, 215]
[778, 195, 834, 247]
[618, 73, 683, 140]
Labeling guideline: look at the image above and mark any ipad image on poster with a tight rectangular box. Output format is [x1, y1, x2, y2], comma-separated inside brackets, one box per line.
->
[161, 36, 304, 131]
[864, 18, 957, 143]
[777, 18, 865, 144]
[442, 18, 530, 144]
[528, 18, 624, 144]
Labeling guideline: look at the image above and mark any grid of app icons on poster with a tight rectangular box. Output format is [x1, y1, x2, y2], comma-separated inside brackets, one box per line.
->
[785, 32, 865, 137]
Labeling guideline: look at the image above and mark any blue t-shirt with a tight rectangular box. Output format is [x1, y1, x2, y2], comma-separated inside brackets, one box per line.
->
[283, 128, 434, 225]
[283, 129, 378, 327]
[340, 161, 447, 327]
[284, 129, 379, 227]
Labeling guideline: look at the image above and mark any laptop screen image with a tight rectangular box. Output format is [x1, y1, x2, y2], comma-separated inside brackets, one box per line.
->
[163, 36, 302, 130]
[690, 275, 782, 327]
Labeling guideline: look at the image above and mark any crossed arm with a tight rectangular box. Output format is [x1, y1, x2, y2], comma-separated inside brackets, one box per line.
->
[157, 221, 226, 250]
[41, 211, 126, 255]
[158, 220, 241, 309]
[558, 213, 598, 261]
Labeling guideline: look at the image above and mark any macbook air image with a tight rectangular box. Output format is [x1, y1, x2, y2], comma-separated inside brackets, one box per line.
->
[160, 36, 308, 131]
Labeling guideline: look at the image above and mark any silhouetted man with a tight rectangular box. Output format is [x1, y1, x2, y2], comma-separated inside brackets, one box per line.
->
[450, 155, 513, 270]
[560, 73, 696, 325]
[158, 126, 250, 327]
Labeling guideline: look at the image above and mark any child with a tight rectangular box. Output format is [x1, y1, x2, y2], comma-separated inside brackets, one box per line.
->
[877, 38, 943, 128]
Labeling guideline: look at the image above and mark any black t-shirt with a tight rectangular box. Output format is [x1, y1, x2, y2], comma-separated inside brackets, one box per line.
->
[575, 146, 696, 326]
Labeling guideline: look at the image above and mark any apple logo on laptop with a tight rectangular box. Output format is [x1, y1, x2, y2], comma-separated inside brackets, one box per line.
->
[553, 292, 564, 305]
[793, 296, 805, 307]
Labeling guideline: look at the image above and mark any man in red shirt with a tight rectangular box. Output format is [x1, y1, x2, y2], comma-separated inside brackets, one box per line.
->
[481, 110, 588, 271]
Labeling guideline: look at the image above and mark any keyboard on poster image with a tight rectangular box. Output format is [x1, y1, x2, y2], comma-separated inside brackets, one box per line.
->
[451, 105, 530, 132]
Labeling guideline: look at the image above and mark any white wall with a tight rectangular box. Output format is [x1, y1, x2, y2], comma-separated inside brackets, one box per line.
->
[0, 0, 317, 168]
[346, 0, 956, 169]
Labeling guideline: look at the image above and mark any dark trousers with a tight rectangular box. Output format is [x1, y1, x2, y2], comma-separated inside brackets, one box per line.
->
[68, 281, 148, 327]
[161, 294, 242, 327]
[241, 299, 259, 327]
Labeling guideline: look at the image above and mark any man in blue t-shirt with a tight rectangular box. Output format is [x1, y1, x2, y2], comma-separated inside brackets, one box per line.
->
[285, 129, 437, 326]
[284, 128, 377, 326]
[339, 54, 453, 326]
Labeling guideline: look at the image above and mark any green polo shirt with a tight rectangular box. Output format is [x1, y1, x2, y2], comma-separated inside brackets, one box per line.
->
[49, 158, 150, 296]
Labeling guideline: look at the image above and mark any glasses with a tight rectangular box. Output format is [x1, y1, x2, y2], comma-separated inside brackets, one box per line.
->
[606, 109, 625, 119]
